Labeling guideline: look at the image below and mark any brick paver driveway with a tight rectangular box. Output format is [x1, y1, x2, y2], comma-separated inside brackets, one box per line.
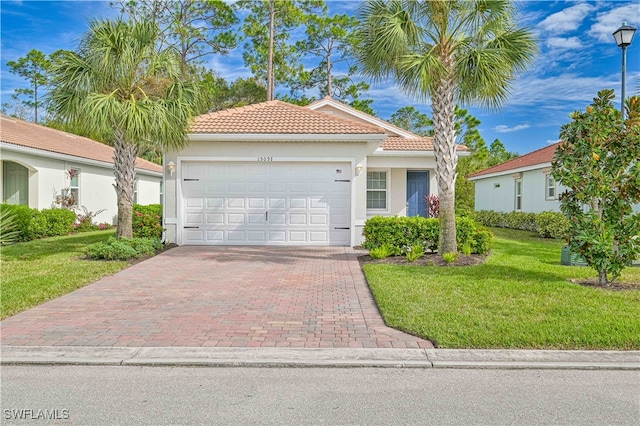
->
[1, 247, 432, 349]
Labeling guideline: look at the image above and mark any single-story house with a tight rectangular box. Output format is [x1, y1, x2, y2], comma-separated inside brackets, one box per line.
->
[1, 116, 163, 224]
[468, 142, 640, 214]
[163, 97, 468, 246]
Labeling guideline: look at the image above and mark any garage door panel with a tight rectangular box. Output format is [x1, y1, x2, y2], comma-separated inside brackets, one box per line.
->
[206, 214, 224, 224]
[181, 161, 351, 245]
[269, 198, 285, 208]
[289, 198, 307, 209]
[185, 198, 204, 208]
[289, 214, 307, 225]
[207, 198, 223, 208]
[228, 198, 245, 209]
[310, 214, 328, 225]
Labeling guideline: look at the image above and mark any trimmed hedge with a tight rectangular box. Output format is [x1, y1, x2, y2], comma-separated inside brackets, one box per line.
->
[474, 210, 569, 239]
[132, 204, 163, 239]
[86, 236, 163, 260]
[362, 215, 493, 255]
[0, 204, 76, 242]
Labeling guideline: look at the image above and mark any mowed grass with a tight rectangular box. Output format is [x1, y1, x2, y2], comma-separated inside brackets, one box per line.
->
[1, 230, 128, 319]
[362, 228, 640, 349]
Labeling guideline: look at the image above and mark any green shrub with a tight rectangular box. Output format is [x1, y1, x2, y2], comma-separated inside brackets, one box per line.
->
[369, 244, 394, 259]
[442, 252, 459, 264]
[41, 208, 76, 236]
[133, 204, 163, 239]
[406, 245, 424, 262]
[535, 211, 570, 239]
[86, 236, 162, 260]
[504, 211, 537, 232]
[473, 210, 506, 228]
[470, 229, 493, 255]
[26, 210, 48, 240]
[474, 209, 571, 240]
[362, 216, 492, 255]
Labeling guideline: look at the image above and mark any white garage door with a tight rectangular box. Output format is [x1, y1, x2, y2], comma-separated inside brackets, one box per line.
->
[181, 162, 351, 245]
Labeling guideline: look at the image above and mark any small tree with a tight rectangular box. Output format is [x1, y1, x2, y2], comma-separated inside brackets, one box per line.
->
[552, 89, 640, 286]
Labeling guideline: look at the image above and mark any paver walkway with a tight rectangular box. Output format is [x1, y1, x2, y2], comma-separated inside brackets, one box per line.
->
[1, 247, 432, 349]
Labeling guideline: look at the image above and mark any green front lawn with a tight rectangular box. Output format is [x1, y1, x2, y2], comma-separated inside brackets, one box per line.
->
[1, 230, 128, 319]
[362, 228, 640, 350]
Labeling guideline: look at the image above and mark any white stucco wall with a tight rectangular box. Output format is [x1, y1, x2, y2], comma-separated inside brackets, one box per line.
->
[136, 175, 162, 206]
[1, 148, 161, 225]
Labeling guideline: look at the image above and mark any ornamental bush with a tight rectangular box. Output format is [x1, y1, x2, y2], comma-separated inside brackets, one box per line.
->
[552, 90, 640, 285]
[132, 204, 163, 239]
[0, 204, 76, 242]
[362, 216, 492, 255]
[41, 208, 76, 236]
[535, 211, 570, 240]
[86, 236, 162, 260]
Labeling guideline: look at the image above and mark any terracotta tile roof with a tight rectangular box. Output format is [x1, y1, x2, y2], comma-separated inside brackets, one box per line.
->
[0, 116, 162, 173]
[191, 100, 386, 134]
[468, 143, 558, 178]
[381, 136, 469, 151]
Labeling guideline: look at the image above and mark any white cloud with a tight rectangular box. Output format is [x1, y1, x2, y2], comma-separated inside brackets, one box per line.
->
[538, 3, 596, 35]
[546, 36, 583, 50]
[546, 139, 560, 145]
[494, 124, 530, 133]
[588, 3, 640, 43]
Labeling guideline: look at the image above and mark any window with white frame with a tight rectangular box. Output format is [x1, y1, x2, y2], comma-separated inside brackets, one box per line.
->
[69, 168, 80, 206]
[367, 170, 388, 210]
[514, 178, 522, 211]
[133, 181, 138, 205]
[159, 181, 163, 204]
[545, 174, 556, 200]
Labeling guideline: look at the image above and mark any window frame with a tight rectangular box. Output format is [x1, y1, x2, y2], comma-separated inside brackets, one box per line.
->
[514, 178, 523, 211]
[545, 173, 556, 200]
[69, 167, 80, 207]
[366, 169, 390, 212]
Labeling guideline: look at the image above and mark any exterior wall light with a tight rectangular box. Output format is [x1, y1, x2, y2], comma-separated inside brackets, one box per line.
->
[355, 165, 363, 176]
[167, 161, 176, 176]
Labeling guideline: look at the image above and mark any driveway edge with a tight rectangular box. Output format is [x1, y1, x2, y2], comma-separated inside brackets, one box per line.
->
[2, 347, 639, 370]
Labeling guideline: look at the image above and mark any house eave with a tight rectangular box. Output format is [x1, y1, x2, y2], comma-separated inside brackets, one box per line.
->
[188, 133, 387, 142]
[307, 99, 418, 139]
[0, 141, 162, 177]
[372, 148, 471, 157]
[468, 162, 552, 181]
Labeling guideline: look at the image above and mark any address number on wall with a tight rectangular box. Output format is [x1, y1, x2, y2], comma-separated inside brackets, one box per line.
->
[257, 156, 273, 162]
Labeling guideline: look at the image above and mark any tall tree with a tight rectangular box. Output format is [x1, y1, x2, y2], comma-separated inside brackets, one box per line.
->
[356, 0, 536, 254]
[237, 0, 325, 98]
[115, 0, 238, 71]
[389, 106, 433, 136]
[552, 90, 640, 286]
[47, 19, 204, 238]
[6, 49, 52, 123]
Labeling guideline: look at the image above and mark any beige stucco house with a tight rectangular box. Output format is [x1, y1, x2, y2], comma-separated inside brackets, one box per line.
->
[163, 97, 468, 246]
[0, 116, 163, 224]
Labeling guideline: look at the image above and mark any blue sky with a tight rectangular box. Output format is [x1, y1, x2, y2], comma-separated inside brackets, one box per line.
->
[1, 0, 639, 155]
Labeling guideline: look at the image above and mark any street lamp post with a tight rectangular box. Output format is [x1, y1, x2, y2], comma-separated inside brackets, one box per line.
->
[613, 22, 636, 120]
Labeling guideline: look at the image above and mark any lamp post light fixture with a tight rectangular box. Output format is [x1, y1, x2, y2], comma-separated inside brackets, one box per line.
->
[613, 22, 636, 119]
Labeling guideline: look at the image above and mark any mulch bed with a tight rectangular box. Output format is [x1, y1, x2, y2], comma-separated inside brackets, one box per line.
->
[567, 278, 640, 291]
[358, 252, 488, 267]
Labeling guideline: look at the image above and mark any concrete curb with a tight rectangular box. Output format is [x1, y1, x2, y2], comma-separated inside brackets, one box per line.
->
[2, 347, 639, 370]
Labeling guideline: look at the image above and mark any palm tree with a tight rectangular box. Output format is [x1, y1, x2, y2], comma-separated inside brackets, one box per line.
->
[48, 19, 204, 239]
[357, 0, 536, 254]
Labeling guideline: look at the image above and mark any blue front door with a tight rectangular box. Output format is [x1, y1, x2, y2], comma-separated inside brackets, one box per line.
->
[406, 171, 429, 217]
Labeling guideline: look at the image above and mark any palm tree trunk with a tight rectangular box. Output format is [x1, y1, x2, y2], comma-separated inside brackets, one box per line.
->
[113, 132, 138, 239]
[267, 0, 275, 101]
[431, 76, 458, 254]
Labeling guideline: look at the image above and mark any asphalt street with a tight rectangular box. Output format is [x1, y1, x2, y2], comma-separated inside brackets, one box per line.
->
[2, 366, 639, 425]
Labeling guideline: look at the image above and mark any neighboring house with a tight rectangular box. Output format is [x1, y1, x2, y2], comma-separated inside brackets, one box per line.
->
[0, 116, 163, 224]
[164, 97, 468, 246]
[468, 142, 640, 214]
